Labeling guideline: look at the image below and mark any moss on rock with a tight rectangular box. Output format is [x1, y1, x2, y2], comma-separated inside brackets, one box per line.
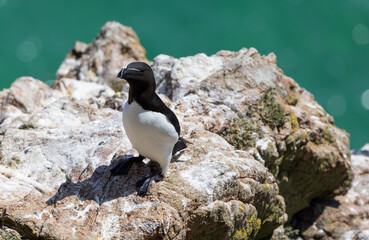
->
[220, 118, 264, 150]
[260, 89, 287, 129]
[218, 85, 352, 220]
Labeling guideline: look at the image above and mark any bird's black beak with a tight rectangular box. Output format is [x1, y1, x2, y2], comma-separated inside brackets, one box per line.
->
[117, 68, 127, 79]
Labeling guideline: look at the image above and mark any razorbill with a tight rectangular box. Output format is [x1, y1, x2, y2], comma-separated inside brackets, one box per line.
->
[111, 62, 189, 195]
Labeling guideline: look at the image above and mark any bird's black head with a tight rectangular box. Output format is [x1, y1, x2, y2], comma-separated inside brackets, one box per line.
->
[117, 62, 156, 90]
[117, 62, 156, 103]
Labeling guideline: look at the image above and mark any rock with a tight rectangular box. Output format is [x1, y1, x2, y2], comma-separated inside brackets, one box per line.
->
[0, 77, 63, 133]
[0, 81, 285, 239]
[151, 48, 352, 217]
[291, 146, 369, 239]
[55, 21, 148, 91]
[0, 69, 285, 238]
[153, 53, 224, 100]
[54, 78, 116, 109]
[0, 225, 22, 240]
[0, 97, 126, 204]
[0, 21, 353, 239]
[55, 78, 115, 101]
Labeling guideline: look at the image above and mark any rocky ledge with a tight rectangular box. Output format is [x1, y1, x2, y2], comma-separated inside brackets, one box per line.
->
[0, 22, 353, 239]
[290, 145, 369, 240]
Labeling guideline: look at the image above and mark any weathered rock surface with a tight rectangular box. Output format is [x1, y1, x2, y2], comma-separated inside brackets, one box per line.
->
[55, 21, 147, 91]
[0, 225, 22, 240]
[291, 145, 369, 240]
[0, 22, 353, 239]
[152, 48, 352, 217]
[0, 77, 285, 239]
[0, 77, 64, 134]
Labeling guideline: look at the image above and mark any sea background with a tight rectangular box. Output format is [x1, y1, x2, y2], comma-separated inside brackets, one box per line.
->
[0, 0, 368, 149]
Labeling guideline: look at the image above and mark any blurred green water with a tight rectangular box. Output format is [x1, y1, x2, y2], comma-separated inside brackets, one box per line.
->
[0, 0, 368, 149]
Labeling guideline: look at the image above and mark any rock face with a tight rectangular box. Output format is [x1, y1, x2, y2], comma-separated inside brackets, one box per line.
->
[152, 48, 352, 217]
[0, 77, 63, 134]
[0, 22, 352, 239]
[55, 21, 147, 91]
[0, 77, 285, 240]
[291, 146, 369, 240]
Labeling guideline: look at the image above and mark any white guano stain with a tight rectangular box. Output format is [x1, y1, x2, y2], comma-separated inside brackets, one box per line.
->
[256, 138, 272, 152]
[70, 203, 94, 221]
[100, 215, 121, 239]
[23, 209, 52, 221]
[179, 159, 237, 203]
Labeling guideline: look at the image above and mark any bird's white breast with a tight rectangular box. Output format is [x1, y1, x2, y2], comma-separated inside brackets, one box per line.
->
[122, 101, 178, 175]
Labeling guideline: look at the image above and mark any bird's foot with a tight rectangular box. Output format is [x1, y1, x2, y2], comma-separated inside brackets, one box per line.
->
[136, 174, 164, 196]
[110, 155, 144, 176]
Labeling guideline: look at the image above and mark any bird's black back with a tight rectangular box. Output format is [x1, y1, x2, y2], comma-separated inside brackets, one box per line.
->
[135, 93, 181, 136]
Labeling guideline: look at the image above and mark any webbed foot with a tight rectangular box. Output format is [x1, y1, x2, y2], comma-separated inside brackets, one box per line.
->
[136, 174, 163, 196]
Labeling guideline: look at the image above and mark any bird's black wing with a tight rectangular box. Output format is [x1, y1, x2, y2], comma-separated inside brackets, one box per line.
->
[172, 140, 187, 156]
[138, 93, 181, 136]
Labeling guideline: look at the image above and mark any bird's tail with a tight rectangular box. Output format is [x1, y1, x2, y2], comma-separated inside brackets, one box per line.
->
[179, 136, 193, 145]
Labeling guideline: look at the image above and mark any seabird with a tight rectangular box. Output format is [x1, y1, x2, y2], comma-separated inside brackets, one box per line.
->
[111, 62, 189, 195]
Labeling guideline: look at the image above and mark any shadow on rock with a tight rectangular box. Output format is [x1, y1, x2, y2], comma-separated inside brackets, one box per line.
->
[46, 155, 152, 205]
[352, 149, 369, 157]
[290, 198, 341, 233]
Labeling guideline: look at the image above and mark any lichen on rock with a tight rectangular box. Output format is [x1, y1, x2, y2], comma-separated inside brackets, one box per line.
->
[259, 89, 287, 129]
[220, 118, 264, 149]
